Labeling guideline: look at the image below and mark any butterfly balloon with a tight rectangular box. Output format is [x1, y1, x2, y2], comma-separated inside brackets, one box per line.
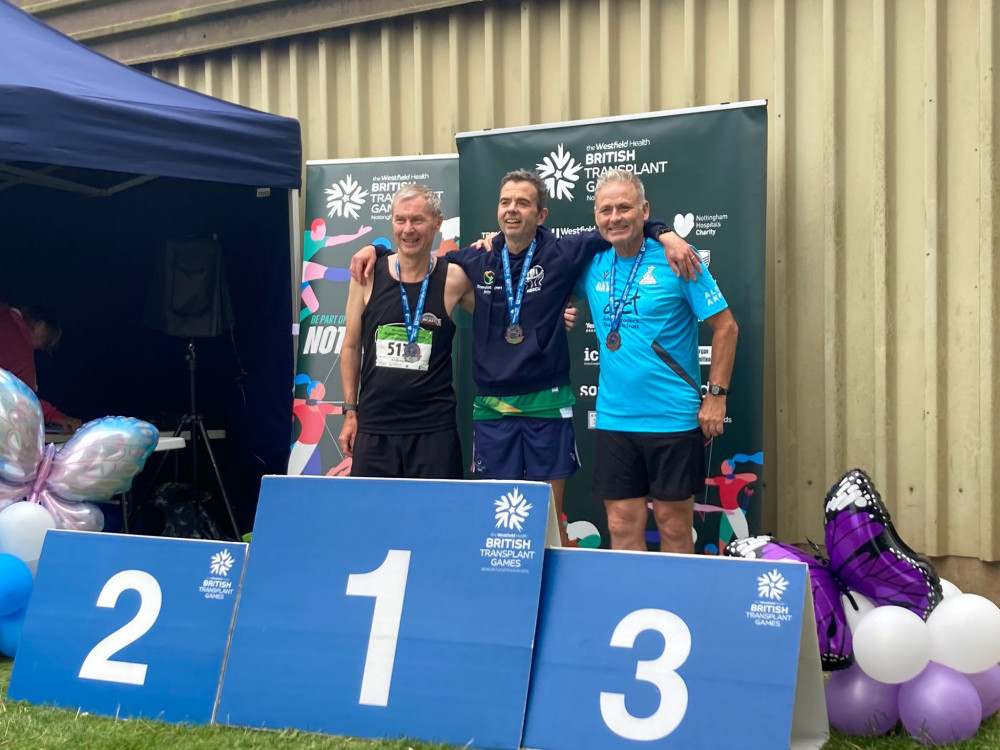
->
[0, 368, 158, 531]
[725, 468, 942, 671]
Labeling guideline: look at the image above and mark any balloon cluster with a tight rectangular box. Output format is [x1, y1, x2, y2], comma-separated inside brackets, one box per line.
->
[828, 585, 1000, 743]
[726, 468, 1000, 744]
[0, 368, 158, 655]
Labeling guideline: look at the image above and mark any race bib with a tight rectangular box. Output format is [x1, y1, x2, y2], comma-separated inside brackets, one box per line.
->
[375, 325, 433, 371]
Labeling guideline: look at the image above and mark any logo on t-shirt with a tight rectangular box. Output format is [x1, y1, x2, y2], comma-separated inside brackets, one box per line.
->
[483, 270, 495, 285]
[638, 265, 657, 285]
[526, 264, 544, 292]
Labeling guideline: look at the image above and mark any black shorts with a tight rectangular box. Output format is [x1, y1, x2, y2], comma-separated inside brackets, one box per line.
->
[351, 428, 464, 479]
[592, 428, 704, 502]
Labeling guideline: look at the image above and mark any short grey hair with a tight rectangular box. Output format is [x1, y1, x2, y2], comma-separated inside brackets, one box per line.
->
[594, 168, 646, 205]
[499, 169, 549, 212]
[392, 183, 442, 217]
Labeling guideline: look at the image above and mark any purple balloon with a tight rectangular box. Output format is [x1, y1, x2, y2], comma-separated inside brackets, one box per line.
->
[965, 665, 1000, 719]
[899, 662, 982, 744]
[825, 662, 900, 735]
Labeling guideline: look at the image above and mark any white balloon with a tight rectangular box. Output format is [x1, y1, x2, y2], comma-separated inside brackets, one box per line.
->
[0, 502, 57, 572]
[842, 591, 876, 633]
[853, 605, 932, 684]
[940, 578, 963, 598]
[928, 594, 1000, 674]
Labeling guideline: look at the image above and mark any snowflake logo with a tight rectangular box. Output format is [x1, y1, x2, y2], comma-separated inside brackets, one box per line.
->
[757, 569, 788, 600]
[325, 175, 369, 220]
[536, 144, 583, 201]
[495, 488, 532, 531]
[210, 549, 235, 577]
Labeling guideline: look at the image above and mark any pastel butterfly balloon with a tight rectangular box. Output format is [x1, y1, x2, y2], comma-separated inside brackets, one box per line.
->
[0, 369, 158, 531]
[725, 468, 942, 671]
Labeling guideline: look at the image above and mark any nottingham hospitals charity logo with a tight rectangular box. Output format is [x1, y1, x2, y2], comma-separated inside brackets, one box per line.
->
[325, 174, 369, 219]
[210, 549, 235, 576]
[537, 144, 583, 201]
[495, 488, 532, 531]
[757, 569, 789, 600]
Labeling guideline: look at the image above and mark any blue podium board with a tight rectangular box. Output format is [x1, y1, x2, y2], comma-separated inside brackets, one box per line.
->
[217, 476, 557, 749]
[9, 531, 247, 724]
[521, 549, 827, 750]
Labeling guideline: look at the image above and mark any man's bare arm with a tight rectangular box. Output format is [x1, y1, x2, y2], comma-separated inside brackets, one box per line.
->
[338, 278, 368, 457]
[697, 308, 738, 439]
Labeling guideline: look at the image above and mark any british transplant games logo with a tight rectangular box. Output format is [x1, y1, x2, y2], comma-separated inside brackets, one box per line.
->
[325, 175, 369, 219]
[537, 144, 583, 201]
[199, 548, 238, 600]
[480, 487, 537, 573]
[757, 569, 789, 600]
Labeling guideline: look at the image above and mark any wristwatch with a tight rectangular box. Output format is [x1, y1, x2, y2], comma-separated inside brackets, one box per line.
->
[658, 227, 674, 237]
[343, 403, 358, 413]
[706, 383, 729, 396]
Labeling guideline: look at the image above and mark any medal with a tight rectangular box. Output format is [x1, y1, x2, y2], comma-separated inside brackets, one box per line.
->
[397, 255, 433, 357]
[605, 242, 648, 353]
[501, 240, 537, 346]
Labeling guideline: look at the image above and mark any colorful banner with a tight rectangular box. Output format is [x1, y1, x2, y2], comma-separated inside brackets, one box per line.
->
[293, 156, 460, 476]
[456, 102, 767, 553]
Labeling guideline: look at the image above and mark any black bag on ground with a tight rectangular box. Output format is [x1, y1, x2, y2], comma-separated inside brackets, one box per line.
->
[143, 482, 226, 540]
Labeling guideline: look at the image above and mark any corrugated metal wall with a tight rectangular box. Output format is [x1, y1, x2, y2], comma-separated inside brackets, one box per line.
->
[139, 0, 1000, 560]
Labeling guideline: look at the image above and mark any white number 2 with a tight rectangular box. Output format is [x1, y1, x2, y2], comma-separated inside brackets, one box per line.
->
[599, 608, 692, 741]
[346, 550, 411, 707]
[78, 570, 163, 686]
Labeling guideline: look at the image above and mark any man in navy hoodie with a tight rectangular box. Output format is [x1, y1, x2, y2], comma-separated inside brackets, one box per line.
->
[352, 170, 698, 544]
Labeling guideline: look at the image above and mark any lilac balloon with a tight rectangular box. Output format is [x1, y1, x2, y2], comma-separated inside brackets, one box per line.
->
[965, 665, 1000, 719]
[825, 662, 900, 735]
[898, 662, 982, 744]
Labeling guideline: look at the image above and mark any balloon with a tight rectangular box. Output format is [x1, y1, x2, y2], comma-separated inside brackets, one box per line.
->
[0, 501, 57, 571]
[939, 578, 962, 598]
[824, 662, 899, 735]
[841, 591, 875, 633]
[927, 594, 1000, 673]
[898, 662, 982, 744]
[35, 490, 104, 532]
[853, 605, 931, 684]
[0, 554, 33, 616]
[0, 608, 26, 658]
[965, 665, 1000, 719]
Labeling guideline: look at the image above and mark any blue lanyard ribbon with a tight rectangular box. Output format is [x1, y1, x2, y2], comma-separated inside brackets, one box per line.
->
[608, 242, 647, 332]
[501, 240, 537, 326]
[396, 256, 433, 343]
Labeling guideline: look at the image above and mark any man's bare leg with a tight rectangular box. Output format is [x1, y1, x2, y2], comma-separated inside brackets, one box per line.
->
[604, 497, 649, 551]
[547, 478, 571, 546]
[652, 497, 695, 554]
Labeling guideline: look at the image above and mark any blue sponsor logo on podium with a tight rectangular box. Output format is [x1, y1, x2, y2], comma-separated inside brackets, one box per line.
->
[9, 531, 247, 724]
[217, 476, 555, 749]
[522, 549, 826, 750]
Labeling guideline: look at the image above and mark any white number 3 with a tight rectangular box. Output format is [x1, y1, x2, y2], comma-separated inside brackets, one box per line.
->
[78, 570, 162, 686]
[599, 608, 692, 741]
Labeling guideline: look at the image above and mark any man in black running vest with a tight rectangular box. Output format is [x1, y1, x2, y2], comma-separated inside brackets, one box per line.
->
[339, 184, 474, 478]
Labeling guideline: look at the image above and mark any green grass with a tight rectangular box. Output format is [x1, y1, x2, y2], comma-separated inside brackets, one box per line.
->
[0, 656, 997, 749]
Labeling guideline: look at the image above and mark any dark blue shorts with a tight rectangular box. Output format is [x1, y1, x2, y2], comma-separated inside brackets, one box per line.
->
[471, 417, 580, 481]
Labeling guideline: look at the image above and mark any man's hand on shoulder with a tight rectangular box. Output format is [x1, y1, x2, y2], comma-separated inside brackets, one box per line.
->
[349, 244, 378, 283]
[660, 230, 703, 282]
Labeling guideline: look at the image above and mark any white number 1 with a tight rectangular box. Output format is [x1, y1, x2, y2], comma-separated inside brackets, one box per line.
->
[346, 549, 411, 706]
[599, 608, 692, 741]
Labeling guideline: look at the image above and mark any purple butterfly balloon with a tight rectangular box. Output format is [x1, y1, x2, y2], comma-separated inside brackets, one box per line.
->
[726, 468, 942, 671]
[0, 368, 158, 531]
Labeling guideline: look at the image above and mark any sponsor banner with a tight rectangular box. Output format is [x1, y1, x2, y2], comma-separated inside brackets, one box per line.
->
[457, 103, 767, 553]
[294, 156, 460, 477]
[522, 550, 827, 750]
[218, 476, 556, 748]
[10, 531, 247, 723]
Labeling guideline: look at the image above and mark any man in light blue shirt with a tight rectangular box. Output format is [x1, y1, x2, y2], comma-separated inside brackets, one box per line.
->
[574, 169, 738, 553]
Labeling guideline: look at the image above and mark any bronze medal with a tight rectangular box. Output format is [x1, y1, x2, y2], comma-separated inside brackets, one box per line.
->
[606, 330, 622, 351]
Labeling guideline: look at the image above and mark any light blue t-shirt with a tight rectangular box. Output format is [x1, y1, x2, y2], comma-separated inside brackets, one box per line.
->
[574, 238, 728, 432]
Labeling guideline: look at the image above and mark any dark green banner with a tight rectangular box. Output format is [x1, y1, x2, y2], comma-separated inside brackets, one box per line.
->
[292, 156, 460, 476]
[456, 103, 767, 553]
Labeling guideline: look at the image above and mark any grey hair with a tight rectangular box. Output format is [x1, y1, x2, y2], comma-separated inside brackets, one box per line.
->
[594, 168, 646, 205]
[499, 169, 549, 212]
[392, 183, 442, 217]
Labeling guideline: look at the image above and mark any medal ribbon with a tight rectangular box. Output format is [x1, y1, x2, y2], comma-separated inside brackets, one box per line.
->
[396, 256, 433, 343]
[501, 239, 537, 328]
[608, 242, 647, 334]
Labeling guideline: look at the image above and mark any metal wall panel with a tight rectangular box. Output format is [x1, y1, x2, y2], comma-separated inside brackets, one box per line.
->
[132, 0, 1000, 559]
